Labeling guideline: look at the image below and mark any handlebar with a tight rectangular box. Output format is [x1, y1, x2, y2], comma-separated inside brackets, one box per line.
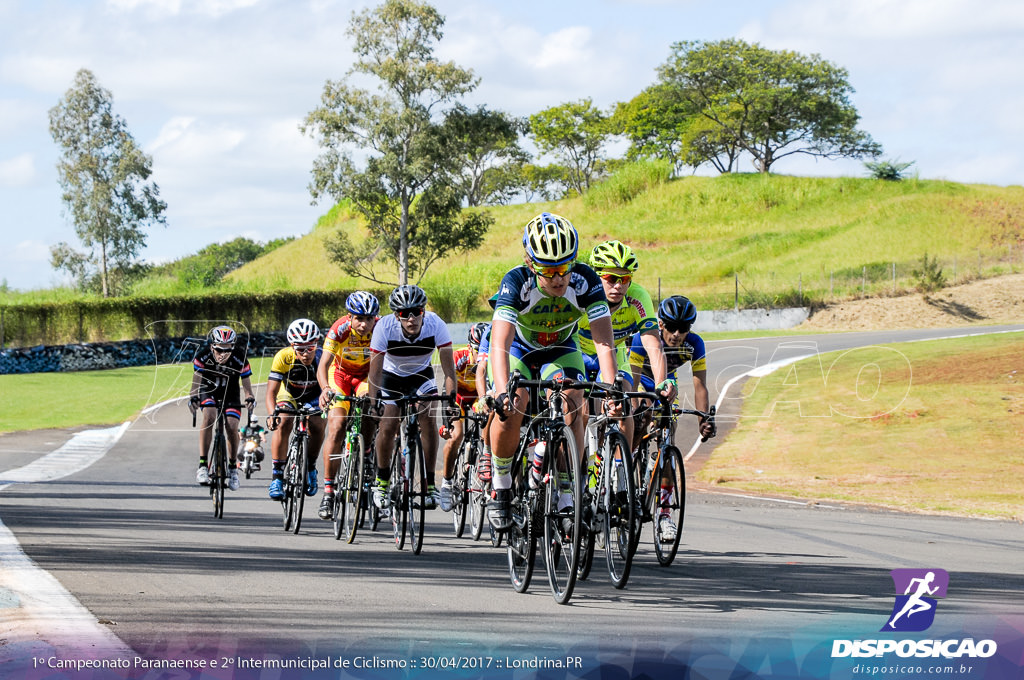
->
[493, 370, 623, 421]
[629, 390, 716, 442]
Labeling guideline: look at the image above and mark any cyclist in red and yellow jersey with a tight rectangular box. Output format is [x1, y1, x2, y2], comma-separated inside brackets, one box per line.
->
[439, 322, 489, 511]
[314, 291, 380, 520]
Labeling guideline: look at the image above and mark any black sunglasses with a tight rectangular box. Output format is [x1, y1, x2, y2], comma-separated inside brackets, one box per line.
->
[663, 322, 691, 334]
[396, 307, 424, 319]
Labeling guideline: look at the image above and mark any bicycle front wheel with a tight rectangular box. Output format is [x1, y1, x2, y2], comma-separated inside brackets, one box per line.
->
[390, 440, 407, 550]
[343, 434, 366, 543]
[332, 455, 349, 541]
[507, 471, 536, 593]
[603, 432, 637, 588]
[408, 436, 427, 555]
[290, 438, 308, 535]
[211, 422, 227, 519]
[452, 437, 472, 537]
[653, 446, 686, 566]
[542, 428, 583, 605]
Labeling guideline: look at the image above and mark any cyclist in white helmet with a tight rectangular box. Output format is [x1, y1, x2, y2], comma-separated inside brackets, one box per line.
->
[266, 318, 326, 501]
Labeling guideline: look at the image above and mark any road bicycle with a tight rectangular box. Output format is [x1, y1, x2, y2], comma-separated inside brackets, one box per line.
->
[273, 403, 321, 534]
[385, 392, 454, 555]
[192, 401, 230, 519]
[450, 409, 489, 539]
[576, 388, 637, 589]
[631, 393, 715, 566]
[326, 393, 378, 543]
[496, 371, 615, 605]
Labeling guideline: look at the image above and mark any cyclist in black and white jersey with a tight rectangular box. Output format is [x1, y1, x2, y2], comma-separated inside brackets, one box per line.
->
[367, 284, 457, 513]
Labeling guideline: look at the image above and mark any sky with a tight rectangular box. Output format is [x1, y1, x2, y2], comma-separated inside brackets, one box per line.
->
[1, 0, 1022, 291]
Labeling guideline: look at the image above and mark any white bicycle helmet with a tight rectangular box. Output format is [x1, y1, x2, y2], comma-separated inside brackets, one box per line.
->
[523, 212, 578, 266]
[286, 318, 321, 344]
[208, 326, 237, 346]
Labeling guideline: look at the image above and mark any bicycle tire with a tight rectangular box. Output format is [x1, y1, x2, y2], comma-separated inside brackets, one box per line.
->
[211, 420, 226, 519]
[507, 469, 536, 593]
[408, 434, 427, 555]
[628, 438, 655, 557]
[332, 457, 348, 541]
[390, 438, 407, 550]
[290, 436, 308, 535]
[603, 432, 636, 589]
[542, 427, 583, 605]
[577, 529, 596, 581]
[653, 446, 686, 566]
[452, 436, 472, 537]
[469, 462, 486, 541]
[343, 433, 365, 543]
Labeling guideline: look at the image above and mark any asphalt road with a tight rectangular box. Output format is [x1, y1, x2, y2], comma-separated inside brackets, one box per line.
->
[1, 326, 1022, 676]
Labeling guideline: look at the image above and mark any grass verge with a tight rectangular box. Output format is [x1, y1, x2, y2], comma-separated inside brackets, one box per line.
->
[697, 332, 1024, 520]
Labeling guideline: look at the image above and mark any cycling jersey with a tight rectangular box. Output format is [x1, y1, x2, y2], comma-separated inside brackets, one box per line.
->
[492, 264, 609, 350]
[576, 282, 658, 354]
[453, 346, 480, 396]
[268, 346, 323, 404]
[193, 345, 252, 410]
[370, 312, 452, 377]
[628, 330, 707, 390]
[323, 315, 374, 379]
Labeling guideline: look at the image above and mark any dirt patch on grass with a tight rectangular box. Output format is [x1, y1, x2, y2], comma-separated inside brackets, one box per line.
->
[800, 272, 1024, 331]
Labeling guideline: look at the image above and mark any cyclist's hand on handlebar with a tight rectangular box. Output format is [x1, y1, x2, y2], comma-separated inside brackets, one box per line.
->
[656, 378, 678, 404]
[318, 387, 335, 410]
[699, 414, 717, 441]
[492, 392, 512, 421]
[187, 395, 200, 415]
[244, 395, 256, 408]
[472, 398, 490, 415]
[266, 414, 281, 431]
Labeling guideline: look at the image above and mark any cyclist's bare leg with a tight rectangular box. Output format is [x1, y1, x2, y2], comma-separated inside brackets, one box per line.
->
[225, 415, 241, 465]
[198, 407, 216, 461]
[307, 415, 327, 473]
[564, 388, 586, 466]
[272, 415, 295, 465]
[374, 403, 400, 476]
[441, 413, 465, 480]
[419, 400, 438, 485]
[489, 387, 528, 490]
[322, 407, 347, 490]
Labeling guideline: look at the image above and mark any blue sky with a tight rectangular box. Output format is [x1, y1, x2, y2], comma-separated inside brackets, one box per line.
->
[1, 0, 1022, 290]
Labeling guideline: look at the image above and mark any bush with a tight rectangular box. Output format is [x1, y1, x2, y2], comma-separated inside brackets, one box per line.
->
[583, 159, 672, 210]
[865, 158, 916, 181]
[912, 253, 947, 293]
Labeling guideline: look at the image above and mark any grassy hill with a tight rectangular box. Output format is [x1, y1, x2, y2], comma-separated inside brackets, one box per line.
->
[227, 173, 1024, 317]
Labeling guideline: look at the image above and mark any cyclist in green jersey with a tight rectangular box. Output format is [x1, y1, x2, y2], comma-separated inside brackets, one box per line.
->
[577, 240, 677, 446]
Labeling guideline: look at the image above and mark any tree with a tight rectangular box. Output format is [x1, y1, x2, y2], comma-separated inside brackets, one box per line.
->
[529, 98, 613, 195]
[48, 68, 166, 297]
[865, 158, 915, 181]
[656, 39, 882, 173]
[301, 0, 491, 285]
[442, 105, 529, 206]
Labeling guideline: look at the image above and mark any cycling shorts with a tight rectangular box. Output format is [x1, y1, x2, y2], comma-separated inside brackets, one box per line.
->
[376, 367, 438, 404]
[455, 389, 479, 412]
[328, 369, 369, 414]
[487, 338, 585, 385]
[581, 352, 634, 387]
[275, 385, 322, 416]
[199, 397, 242, 421]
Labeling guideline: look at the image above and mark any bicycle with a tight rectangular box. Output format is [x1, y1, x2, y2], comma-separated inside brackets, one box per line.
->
[192, 400, 230, 519]
[576, 386, 637, 589]
[450, 409, 489, 539]
[631, 393, 715, 566]
[385, 392, 454, 555]
[326, 393, 378, 544]
[273, 403, 321, 534]
[497, 371, 612, 605]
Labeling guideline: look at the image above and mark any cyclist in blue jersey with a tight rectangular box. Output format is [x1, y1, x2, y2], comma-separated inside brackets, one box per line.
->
[487, 212, 619, 530]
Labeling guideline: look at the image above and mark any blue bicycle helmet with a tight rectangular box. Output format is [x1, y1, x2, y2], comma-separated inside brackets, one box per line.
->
[345, 291, 380, 316]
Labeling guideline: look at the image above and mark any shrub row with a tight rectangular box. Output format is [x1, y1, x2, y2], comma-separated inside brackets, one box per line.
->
[0, 289, 388, 349]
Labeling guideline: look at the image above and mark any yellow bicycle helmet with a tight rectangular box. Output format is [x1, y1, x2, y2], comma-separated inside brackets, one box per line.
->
[590, 240, 638, 272]
[522, 212, 578, 266]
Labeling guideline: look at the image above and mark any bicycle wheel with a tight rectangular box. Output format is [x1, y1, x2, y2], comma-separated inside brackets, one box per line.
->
[603, 432, 637, 588]
[628, 439, 653, 557]
[507, 469, 536, 593]
[469, 463, 486, 541]
[451, 437, 472, 537]
[408, 435, 427, 555]
[290, 437, 308, 535]
[211, 422, 226, 519]
[542, 428, 583, 605]
[390, 439, 407, 550]
[332, 455, 349, 541]
[343, 434, 366, 543]
[577, 528, 596, 581]
[653, 446, 686, 566]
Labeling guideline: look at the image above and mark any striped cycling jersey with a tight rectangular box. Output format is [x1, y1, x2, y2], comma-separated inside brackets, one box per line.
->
[453, 346, 481, 394]
[628, 330, 707, 382]
[491, 264, 609, 350]
[370, 312, 452, 376]
[323, 314, 375, 379]
[268, 346, 323, 402]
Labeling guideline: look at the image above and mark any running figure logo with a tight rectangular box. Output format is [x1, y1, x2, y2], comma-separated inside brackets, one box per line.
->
[883, 568, 949, 632]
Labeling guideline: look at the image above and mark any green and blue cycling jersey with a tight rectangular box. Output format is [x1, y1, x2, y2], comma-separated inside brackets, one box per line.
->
[491, 263, 610, 381]
[576, 281, 658, 384]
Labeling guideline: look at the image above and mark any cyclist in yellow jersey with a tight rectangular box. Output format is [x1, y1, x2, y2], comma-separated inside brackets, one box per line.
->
[266, 319, 326, 501]
[315, 291, 379, 520]
[576, 240, 676, 447]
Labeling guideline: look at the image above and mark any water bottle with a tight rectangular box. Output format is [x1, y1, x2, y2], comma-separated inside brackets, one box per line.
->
[530, 441, 546, 489]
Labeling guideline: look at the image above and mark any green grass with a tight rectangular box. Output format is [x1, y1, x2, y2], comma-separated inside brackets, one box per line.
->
[0, 358, 274, 433]
[221, 174, 1024, 316]
[697, 331, 1024, 520]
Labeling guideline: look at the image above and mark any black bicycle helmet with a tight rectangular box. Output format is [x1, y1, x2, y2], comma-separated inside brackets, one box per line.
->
[468, 322, 489, 350]
[658, 295, 697, 325]
[388, 284, 428, 311]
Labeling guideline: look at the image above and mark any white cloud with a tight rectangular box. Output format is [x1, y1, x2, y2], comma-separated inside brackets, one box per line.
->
[0, 153, 35, 187]
[105, 0, 260, 18]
